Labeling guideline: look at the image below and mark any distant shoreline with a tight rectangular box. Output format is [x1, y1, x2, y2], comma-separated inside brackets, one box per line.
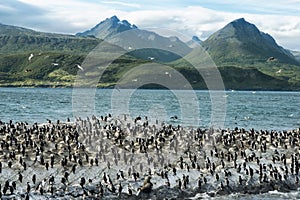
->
[0, 84, 300, 91]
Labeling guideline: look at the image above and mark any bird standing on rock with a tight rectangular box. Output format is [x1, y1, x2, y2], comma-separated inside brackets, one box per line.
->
[32, 174, 36, 184]
[139, 176, 153, 193]
[128, 186, 132, 196]
[19, 172, 23, 183]
[26, 182, 31, 193]
[80, 177, 86, 188]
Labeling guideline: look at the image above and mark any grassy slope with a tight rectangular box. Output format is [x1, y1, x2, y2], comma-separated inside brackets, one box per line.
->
[1, 50, 300, 90]
[0, 24, 101, 87]
[171, 53, 300, 90]
[0, 23, 299, 90]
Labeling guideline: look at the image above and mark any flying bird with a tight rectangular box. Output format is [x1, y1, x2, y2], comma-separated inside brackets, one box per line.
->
[28, 53, 34, 61]
[76, 64, 84, 71]
[165, 71, 171, 77]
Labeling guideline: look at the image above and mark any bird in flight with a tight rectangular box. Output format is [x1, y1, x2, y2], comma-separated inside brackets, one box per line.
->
[28, 53, 34, 61]
[76, 64, 84, 71]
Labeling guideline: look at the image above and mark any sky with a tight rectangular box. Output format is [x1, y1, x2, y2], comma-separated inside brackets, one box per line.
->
[1, 0, 300, 50]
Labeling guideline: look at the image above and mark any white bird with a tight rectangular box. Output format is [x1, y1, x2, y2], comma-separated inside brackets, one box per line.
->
[76, 64, 84, 71]
[28, 53, 34, 61]
[244, 116, 250, 120]
[276, 69, 282, 74]
[165, 71, 171, 77]
[52, 63, 59, 66]
[148, 57, 155, 60]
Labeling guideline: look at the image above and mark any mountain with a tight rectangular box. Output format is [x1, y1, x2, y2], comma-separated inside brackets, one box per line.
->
[0, 17, 299, 90]
[76, 16, 191, 62]
[202, 18, 300, 89]
[202, 18, 299, 65]
[186, 36, 202, 47]
[0, 23, 99, 54]
[76, 15, 137, 39]
[0, 23, 103, 87]
[192, 36, 202, 44]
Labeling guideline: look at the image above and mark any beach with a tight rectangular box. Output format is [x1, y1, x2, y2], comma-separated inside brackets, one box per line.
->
[1, 115, 300, 199]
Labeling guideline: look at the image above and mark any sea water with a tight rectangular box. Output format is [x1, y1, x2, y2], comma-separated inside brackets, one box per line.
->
[0, 87, 299, 131]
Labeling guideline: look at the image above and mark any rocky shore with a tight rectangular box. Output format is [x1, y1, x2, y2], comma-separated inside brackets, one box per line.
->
[0, 115, 300, 199]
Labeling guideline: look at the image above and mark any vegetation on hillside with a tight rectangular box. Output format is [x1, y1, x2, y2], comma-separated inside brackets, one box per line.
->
[0, 20, 300, 90]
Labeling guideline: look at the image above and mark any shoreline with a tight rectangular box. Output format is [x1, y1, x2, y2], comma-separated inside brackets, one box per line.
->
[1, 116, 300, 199]
[1, 85, 300, 92]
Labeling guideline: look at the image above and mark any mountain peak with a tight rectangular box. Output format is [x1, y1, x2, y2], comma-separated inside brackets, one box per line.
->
[223, 18, 260, 37]
[76, 15, 137, 39]
[202, 18, 299, 65]
[232, 18, 246, 24]
[110, 15, 119, 21]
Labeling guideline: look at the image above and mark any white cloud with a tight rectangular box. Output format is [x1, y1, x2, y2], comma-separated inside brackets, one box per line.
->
[101, 1, 141, 8]
[0, 4, 16, 12]
[122, 6, 300, 50]
[15, 0, 116, 32]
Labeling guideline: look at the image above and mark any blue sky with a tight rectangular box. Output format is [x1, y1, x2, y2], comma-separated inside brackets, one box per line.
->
[1, 0, 300, 50]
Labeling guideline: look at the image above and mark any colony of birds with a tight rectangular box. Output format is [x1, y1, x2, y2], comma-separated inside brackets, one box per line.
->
[1, 114, 300, 199]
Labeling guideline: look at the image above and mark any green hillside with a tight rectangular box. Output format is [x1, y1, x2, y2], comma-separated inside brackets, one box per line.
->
[198, 18, 300, 90]
[0, 18, 300, 90]
[201, 18, 298, 66]
[0, 23, 100, 87]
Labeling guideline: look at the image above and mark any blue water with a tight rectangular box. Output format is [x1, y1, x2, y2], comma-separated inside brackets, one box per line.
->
[0, 87, 299, 131]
